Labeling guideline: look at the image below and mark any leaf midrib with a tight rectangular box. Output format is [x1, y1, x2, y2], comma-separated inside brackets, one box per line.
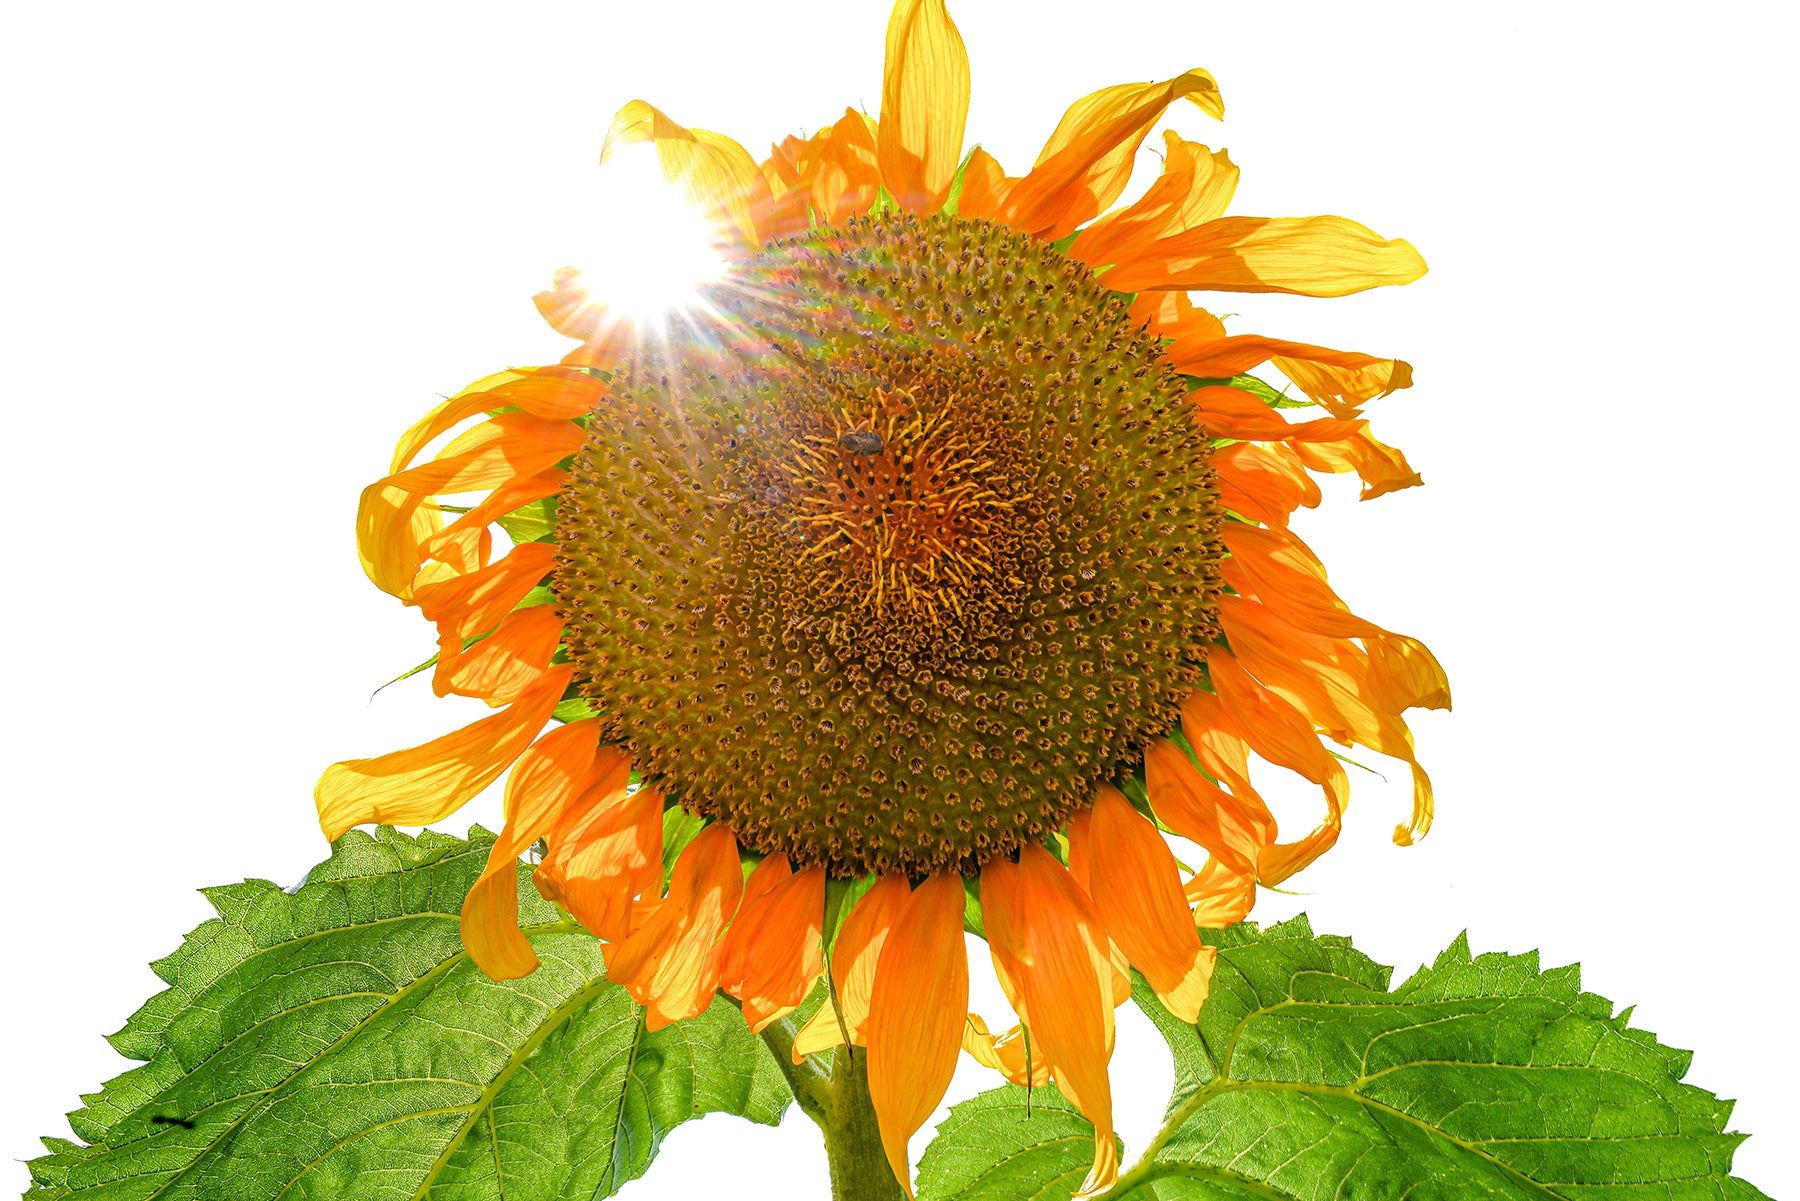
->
[131, 917, 581, 1201]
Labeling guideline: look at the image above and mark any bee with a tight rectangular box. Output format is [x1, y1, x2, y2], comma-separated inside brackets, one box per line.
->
[838, 426, 884, 456]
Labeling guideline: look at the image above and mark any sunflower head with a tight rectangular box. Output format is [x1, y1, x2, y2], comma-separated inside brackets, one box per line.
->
[317, 2, 1444, 1196]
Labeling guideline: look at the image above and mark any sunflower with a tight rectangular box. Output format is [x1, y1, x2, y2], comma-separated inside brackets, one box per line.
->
[316, 2, 1446, 1195]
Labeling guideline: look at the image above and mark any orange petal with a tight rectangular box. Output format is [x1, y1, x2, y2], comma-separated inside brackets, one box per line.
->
[1071, 133, 1237, 267]
[877, 0, 969, 212]
[718, 858, 828, 1032]
[1366, 631, 1452, 713]
[433, 603, 563, 706]
[1105, 214, 1427, 296]
[1169, 334, 1410, 417]
[1142, 737, 1273, 877]
[1188, 384, 1366, 444]
[1209, 655, 1347, 828]
[1215, 598, 1435, 848]
[532, 276, 647, 360]
[461, 722, 624, 979]
[960, 1013, 1051, 1088]
[606, 822, 743, 1029]
[865, 873, 969, 1199]
[390, 369, 600, 475]
[603, 99, 770, 249]
[950, 146, 1011, 221]
[415, 541, 558, 654]
[811, 109, 884, 226]
[1212, 441, 1320, 528]
[1185, 857, 1257, 928]
[358, 414, 584, 600]
[791, 874, 911, 1058]
[1290, 426, 1426, 500]
[1130, 289, 1226, 343]
[418, 469, 564, 575]
[315, 665, 570, 842]
[1084, 787, 1216, 1023]
[982, 845, 1118, 1197]
[536, 783, 665, 943]
[1221, 522, 1382, 641]
[1005, 69, 1224, 241]
[1269, 353, 1414, 419]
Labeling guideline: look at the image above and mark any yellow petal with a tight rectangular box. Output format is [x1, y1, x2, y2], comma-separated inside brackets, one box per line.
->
[1005, 69, 1223, 241]
[790, 874, 911, 1058]
[1071, 133, 1237, 266]
[606, 822, 743, 1029]
[1084, 787, 1215, 1023]
[864, 873, 968, 1199]
[982, 846, 1118, 1197]
[1104, 214, 1427, 296]
[718, 858, 827, 1033]
[314, 666, 570, 841]
[461, 724, 624, 980]
[604, 99, 769, 249]
[877, 0, 970, 211]
[536, 783, 664, 943]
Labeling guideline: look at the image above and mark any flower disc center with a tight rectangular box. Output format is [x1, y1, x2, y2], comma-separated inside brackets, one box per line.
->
[552, 212, 1224, 877]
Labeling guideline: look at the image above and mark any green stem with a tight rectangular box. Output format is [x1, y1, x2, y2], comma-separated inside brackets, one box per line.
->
[759, 1022, 905, 1201]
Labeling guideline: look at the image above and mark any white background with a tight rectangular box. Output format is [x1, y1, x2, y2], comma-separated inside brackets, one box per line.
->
[3, 2, 1794, 1197]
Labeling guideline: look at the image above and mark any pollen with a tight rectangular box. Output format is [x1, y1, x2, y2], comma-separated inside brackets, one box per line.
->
[552, 211, 1223, 877]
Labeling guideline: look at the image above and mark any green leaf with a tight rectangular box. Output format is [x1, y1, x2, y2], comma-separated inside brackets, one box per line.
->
[1114, 916, 1769, 1200]
[918, 1085, 1113, 1201]
[26, 827, 789, 1201]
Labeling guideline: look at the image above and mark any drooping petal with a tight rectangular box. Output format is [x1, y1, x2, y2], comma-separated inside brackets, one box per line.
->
[877, 0, 970, 212]
[1141, 736, 1273, 877]
[1188, 384, 1365, 444]
[960, 1013, 1051, 1088]
[865, 872, 969, 1199]
[358, 415, 584, 600]
[1290, 426, 1426, 500]
[1208, 653, 1348, 821]
[982, 845, 1118, 1198]
[1071, 133, 1238, 267]
[1104, 214, 1427, 296]
[390, 368, 601, 476]
[791, 874, 911, 1058]
[461, 723, 626, 979]
[415, 541, 559, 660]
[1217, 597, 1436, 847]
[1222, 521, 1385, 641]
[1366, 631, 1452, 712]
[1169, 334, 1412, 420]
[718, 857, 827, 1032]
[1004, 69, 1224, 241]
[433, 603, 563, 705]
[1269, 353, 1414, 419]
[603, 99, 771, 249]
[1130, 289, 1226, 343]
[606, 821, 743, 1029]
[1185, 857, 1258, 928]
[315, 665, 570, 841]
[1212, 441, 1320, 528]
[418, 469, 564, 576]
[536, 783, 665, 943]
[1083, 787, 1216, 1023]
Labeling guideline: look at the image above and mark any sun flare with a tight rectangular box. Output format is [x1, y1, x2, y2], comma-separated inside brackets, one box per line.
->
[560, 143, 726, 327]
